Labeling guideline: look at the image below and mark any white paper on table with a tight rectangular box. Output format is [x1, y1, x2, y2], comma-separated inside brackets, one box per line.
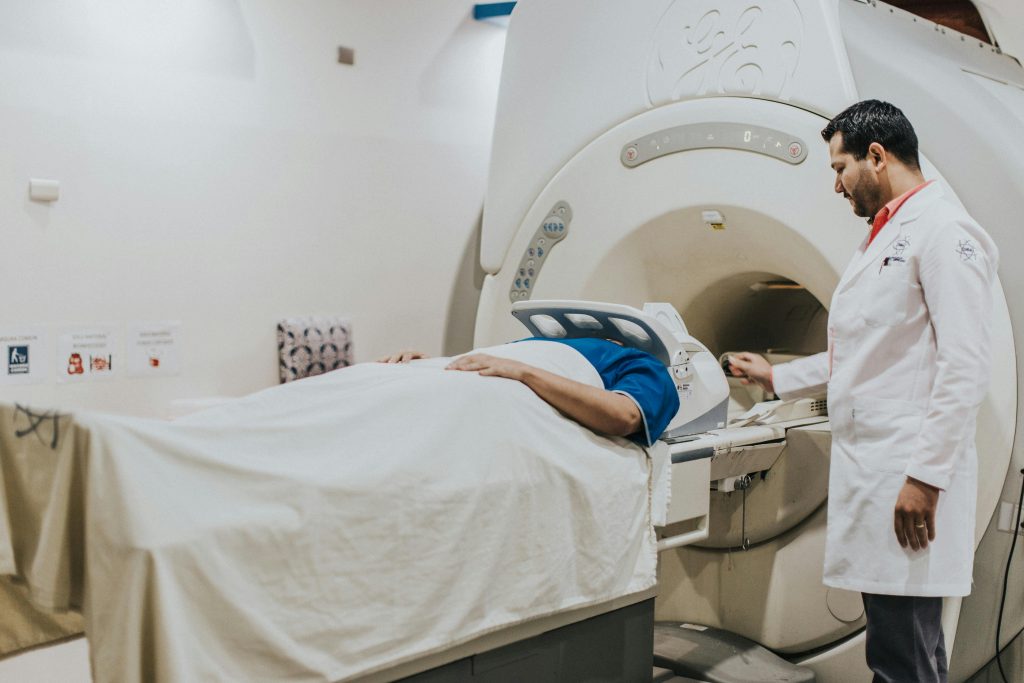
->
[56, 326, 118, 383]
[127, 322, 181, 378]
[0, 327, 49, 386]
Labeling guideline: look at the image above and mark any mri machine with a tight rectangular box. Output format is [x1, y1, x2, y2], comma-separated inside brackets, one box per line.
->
[469, 0, 1024, 680]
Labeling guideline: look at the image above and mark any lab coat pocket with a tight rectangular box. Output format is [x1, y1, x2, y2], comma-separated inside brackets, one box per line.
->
[852, 396, 924, 473]
[858, 264, 912, 327]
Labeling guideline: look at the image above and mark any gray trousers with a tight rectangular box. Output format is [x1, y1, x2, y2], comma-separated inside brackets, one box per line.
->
[862, 593, 947, 683]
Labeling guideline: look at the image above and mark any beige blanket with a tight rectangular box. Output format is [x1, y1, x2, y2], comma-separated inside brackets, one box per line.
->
[0, 341, 658, 682]
[0, 404, 83, 660]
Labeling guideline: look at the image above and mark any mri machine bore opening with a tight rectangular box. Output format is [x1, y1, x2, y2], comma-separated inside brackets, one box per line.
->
[549, 209, 837, 552]
[681, 271, 828, 408]
[684, 273, 827, 361]
[570, 206, 836, 397]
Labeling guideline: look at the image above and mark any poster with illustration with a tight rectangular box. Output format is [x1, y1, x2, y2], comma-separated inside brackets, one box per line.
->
[0, 327, 49, 386]
[56, 327, 118, 383]
[127, 322, 181, 377]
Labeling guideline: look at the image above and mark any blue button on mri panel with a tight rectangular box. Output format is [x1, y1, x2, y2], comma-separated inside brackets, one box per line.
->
[544, 220, 564, 236]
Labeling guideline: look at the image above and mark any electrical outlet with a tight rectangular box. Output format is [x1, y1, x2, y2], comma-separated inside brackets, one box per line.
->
[997, 501, 1023, 534]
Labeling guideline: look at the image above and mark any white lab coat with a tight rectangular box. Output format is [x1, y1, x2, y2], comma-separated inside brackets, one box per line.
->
[774, 182, 999, 597]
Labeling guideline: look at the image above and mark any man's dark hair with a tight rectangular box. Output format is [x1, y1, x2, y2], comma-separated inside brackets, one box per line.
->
[821, 100, 920, 169]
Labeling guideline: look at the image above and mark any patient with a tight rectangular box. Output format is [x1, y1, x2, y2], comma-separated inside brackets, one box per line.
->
[378, 336, 680, 447]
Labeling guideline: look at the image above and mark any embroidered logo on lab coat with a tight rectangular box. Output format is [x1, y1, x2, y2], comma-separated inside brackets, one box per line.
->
[956, 239, 978, 262]
[882, 235, 910, 267]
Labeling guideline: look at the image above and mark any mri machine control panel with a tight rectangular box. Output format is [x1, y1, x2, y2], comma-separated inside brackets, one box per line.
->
[621, 123, 809, 168]
[508, 201, 572, 302]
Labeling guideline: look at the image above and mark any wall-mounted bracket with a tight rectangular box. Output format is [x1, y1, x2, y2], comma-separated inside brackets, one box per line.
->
[473, 3, 515, 21]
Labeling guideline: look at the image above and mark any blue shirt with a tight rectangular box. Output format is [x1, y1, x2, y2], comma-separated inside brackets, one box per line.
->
[525, 337, 680, 447]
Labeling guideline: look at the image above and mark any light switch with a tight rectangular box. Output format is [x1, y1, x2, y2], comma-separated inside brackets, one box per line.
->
[29, 179, 60, 202]
[998, 501, 1023, 534]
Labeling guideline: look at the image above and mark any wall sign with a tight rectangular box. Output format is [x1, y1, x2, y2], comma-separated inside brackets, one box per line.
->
[56, 327, 118, 383]
[0, 327, 49, 386]
[127, 322, 181, 377]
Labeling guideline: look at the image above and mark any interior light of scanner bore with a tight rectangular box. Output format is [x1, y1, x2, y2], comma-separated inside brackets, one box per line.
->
[702, 210, 726, 230]
[749, 280, 805, 291]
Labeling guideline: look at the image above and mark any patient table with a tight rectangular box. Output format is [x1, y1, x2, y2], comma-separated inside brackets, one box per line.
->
[0, 301, 824, 682]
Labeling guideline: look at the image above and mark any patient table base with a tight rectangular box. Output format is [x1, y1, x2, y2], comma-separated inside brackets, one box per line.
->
[395, 599, 654, 683]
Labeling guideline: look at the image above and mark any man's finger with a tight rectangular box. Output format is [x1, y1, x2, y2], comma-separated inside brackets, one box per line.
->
[726, 358, 747, 377]
[909, 516, 925, 552]
[927, 509, 937, 542]
[914, 519, 929, 550]
[731, 367, 748, 378]
[906, 514, 921, 551]
[894, 512, 907, 548]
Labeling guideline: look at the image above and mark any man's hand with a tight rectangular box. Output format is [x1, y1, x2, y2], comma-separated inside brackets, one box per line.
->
[445, 353, 528, 380]
[894, 477, 940, 551]
[377, 350, 429, 363]
[726, 352, 775, 394]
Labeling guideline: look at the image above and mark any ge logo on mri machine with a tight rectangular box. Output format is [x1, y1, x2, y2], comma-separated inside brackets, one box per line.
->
[647, 0, 803, 104]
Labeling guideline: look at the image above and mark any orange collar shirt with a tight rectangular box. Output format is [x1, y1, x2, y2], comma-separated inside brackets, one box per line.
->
[867, 180, 933, 246]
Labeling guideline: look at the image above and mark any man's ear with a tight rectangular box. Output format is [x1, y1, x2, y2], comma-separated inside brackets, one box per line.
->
[867, 141, 887, 172]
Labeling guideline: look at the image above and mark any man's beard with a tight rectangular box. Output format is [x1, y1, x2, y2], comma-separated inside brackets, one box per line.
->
[847, 180, 883, 219]
[850, 195, 873, 218]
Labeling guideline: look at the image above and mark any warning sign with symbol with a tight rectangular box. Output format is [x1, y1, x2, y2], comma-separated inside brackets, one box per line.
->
[0, 327, 49, 386]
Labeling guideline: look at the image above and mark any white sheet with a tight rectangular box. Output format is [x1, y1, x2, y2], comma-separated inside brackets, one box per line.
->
[1, 341, 660, 682]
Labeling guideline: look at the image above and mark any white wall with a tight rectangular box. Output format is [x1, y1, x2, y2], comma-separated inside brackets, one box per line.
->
[0, 0, 505, 418]
[0, 2, 505, 678]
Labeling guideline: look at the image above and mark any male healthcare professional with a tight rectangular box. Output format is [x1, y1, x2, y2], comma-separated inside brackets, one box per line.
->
[729, 100, 999, 683]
